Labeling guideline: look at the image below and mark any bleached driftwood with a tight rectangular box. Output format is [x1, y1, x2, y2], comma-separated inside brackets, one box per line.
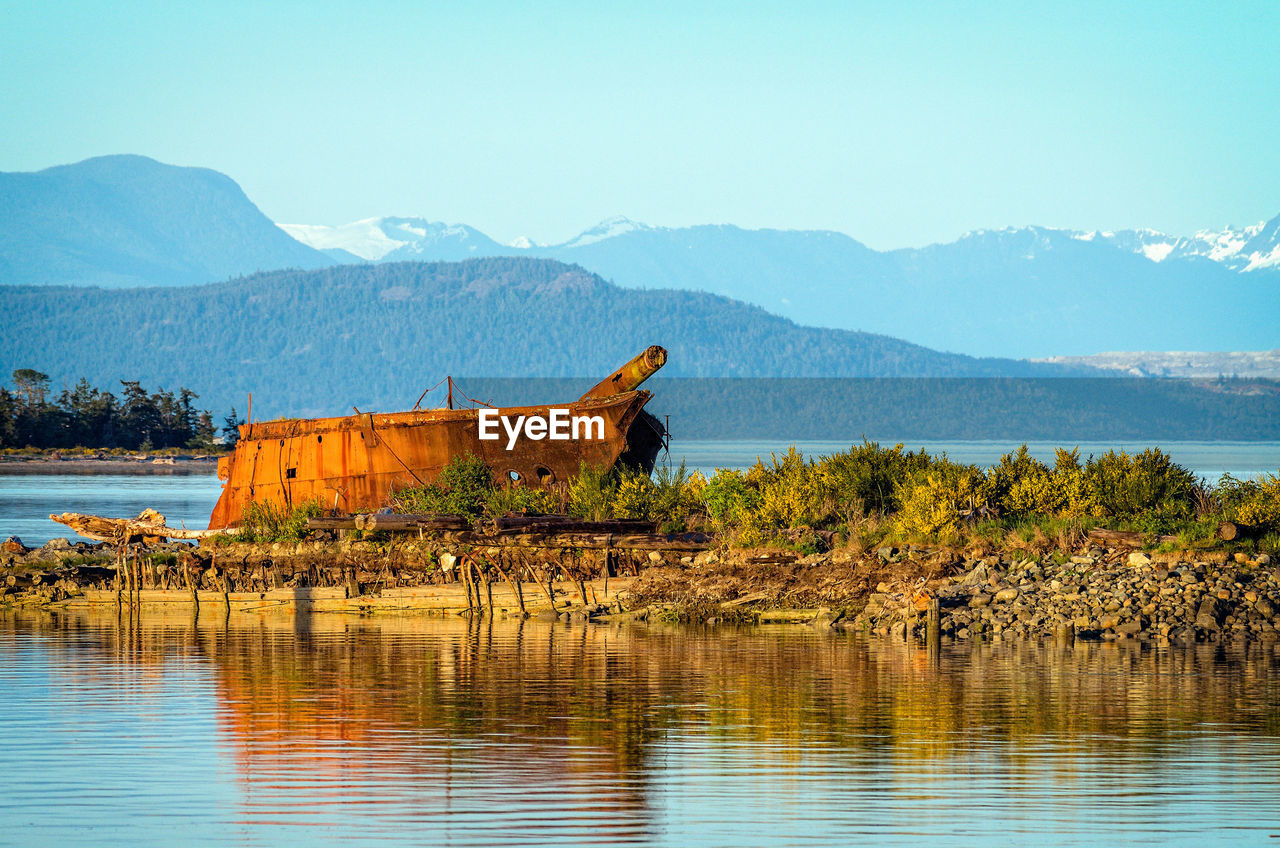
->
[49, 509, 225, 544]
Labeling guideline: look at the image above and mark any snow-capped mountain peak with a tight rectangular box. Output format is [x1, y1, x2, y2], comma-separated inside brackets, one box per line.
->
[957, 219, 1280, 272]
[558, 216, 653, 249]
[278, 217, 497, 260]
[279, 217, 404, 260]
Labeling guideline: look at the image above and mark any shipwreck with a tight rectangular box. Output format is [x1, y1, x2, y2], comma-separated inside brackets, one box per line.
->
[207, 346, 669, 529]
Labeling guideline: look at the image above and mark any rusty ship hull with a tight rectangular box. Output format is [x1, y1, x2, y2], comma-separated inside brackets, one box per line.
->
[208, 347, 668, 530]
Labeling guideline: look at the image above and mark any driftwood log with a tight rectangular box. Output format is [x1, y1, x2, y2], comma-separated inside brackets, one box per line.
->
[490, 516, 656, 534]
[1086, 528, 1179, 546]
[49, 510, 224, 544]
[355, 513, 470, 532]
[304, 513, 715, 551]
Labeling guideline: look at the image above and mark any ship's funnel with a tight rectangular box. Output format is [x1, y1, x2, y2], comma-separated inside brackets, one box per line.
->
[578, 345, 667, 400]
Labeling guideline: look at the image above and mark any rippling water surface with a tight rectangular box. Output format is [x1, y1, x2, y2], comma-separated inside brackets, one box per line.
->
[2, 612, 1278, 846]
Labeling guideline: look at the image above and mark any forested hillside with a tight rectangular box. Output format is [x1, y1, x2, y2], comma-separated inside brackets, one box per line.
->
[1, 257, 1067, 418]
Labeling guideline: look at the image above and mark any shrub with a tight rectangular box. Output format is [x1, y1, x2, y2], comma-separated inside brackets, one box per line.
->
[748, 447, 826, 532]
[702, 468, 760, 528]
[567, 462, 618, 521]
[1084, 448, 1197, 519]
[893, 459, 987, 538]
[485, 484, 556, 517]
[814, 440, 933, 517]
[391, 454, 495, 519]
[1227, 471, 1280, 531]
[641, 462, 701, 531]
[984, 445, 1052, 517]
[237, 498, 324, 542]
[611, 469, 657, 520]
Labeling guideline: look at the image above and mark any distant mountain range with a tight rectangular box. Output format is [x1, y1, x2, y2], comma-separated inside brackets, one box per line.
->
[0, 257, 1077, 418]
[285, 213, 1280, 274]
[284, 214, 1280, 358]
[0, 155, 333, 287]
[3, 155, 1277, 359]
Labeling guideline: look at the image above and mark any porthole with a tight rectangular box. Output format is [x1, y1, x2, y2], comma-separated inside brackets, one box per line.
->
[535, 466, 556, 485]
[506, 469, 523, 484]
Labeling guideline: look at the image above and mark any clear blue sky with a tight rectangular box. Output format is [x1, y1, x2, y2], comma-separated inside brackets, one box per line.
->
[2, 0, 1277, 249]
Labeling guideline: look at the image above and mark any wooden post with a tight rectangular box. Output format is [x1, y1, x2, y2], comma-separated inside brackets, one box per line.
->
[532, 565, 556, 611]
[220, 566, 230, 619]
[130, 548, 139, 608]
[185, 558, 199, 617]
[471, 560, 484, 615]
[927, 597, 941, 652]
[494, 555, 526, 616]
[461, 558, 475, 612]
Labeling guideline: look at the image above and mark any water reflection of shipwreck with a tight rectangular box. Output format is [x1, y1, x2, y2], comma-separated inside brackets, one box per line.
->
[208, 346, 668, 529]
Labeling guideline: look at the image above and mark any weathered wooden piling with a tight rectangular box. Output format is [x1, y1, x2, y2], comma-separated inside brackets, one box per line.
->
[926, 597, 941, 653]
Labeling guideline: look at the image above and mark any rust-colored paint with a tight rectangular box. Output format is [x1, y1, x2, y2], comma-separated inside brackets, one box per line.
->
[208, 347, 668, 529]
[579, 345, 667, 400]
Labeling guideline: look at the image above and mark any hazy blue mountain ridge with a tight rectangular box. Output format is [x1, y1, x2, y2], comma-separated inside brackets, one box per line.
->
[289, 214, 1280, 357]
[0, 155, 334, 287]
[0, 257, 1075, 419]
[6, 154, 1278, 359]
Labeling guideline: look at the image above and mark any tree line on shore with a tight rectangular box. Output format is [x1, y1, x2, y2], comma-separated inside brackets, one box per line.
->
[0, 369, 240, 451]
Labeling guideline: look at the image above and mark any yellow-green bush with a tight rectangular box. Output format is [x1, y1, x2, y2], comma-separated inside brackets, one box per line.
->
[486, 484, 557, 517]
[701, 468, 759, 525]
[611, 470, 657, 520]
[1227, 471, 1280, 530]
[893, 460, 987, 538]
[747, 447, 827, 532]
[567, 462, 617, 521]
[983, 445, 1098, 518]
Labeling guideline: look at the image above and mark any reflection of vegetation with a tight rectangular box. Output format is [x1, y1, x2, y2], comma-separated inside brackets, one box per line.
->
[22, 611, 1280, 780]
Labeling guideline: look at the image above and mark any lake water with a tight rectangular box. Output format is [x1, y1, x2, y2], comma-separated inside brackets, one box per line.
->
[3, 440, 1279, 545]
[1, 611, 1278, 846]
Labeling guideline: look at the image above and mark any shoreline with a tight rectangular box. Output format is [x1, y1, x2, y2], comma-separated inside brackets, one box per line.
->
[3, 534, 1276, 643]
[0, 456, 219, 475]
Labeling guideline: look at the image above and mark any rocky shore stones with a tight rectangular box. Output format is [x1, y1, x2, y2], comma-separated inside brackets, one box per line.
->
[851, 546, 1280, 644]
